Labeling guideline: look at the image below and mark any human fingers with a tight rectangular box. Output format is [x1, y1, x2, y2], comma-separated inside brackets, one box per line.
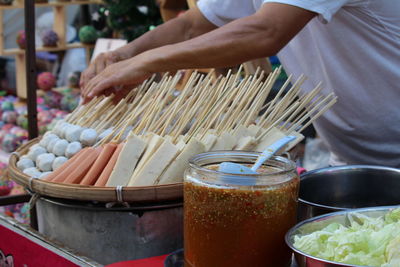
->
[105, 51, 120, 66]
[83, 74, 116, 103]
[93, 52, 122, 82]
[80, 53, 112, 91]
[80, 58, 103, 92]
[80, 67, 95, 93]
[82, 59, 125, 101]
[94, 56, 107, 77]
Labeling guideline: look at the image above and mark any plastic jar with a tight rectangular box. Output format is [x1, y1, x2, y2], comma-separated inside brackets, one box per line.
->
[184, 151, 299, 267]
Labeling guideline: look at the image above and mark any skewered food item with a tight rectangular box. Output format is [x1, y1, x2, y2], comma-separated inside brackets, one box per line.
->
[16, 67, 336, 188]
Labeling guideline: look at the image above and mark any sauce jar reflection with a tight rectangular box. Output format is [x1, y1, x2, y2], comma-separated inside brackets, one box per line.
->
[184, 151, 299, 267]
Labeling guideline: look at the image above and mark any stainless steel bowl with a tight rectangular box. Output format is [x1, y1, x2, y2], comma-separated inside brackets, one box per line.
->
[286, 206, 400, 267]
[298, 165, 400, 222]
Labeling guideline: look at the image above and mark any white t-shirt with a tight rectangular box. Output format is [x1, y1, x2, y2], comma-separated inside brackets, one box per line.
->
[198, 0, 400, 167]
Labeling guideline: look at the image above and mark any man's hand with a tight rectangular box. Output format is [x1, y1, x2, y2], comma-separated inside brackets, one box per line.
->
[81, 56, 152, 103]
[79, 6, 215, 101]
[81, 3, 315, 103]
[80, 51, 124, 96]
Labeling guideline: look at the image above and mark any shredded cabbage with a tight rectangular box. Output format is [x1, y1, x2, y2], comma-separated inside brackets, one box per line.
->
[293, 208, 400, 267]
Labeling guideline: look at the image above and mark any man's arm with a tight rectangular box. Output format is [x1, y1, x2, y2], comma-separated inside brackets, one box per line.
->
[83, 3, 316, 100]
[144, 3, 316, 70]
[115, 6, 218, 61]
[80, 6, 217, 89]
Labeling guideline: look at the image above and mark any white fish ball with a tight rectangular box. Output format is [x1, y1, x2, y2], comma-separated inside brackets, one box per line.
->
[43, 131, 52, 138]
[17, 158, 35, 171]
[52, 121, 61, 135]
[45, 133, 59, 141]
[23, 167, 42, 178]
[57, 123, 66, 139]
[60, 122, 72, 139]
[39, 137, 49, 148]
[54, 120, 64, 131]
[36, 152, 55, 165]
[20, 155, 30, 161]
[39, 172, 52, 179]
[65, 141, 82, 158]
[52, 156, 68, 170]
[55, 123, 65, 138]
[80, 129, 98, 146]
[27, 145, 47, 161]
[39, 133, 57, 148]
[66, 125, 84, 142]
[53, 127, 62, 137]
[97, 127, 114, 142]
[53, 139, 69, 156]
[29, 143, 40, 151]
[43, 131, 59, 140]
[47, 136, 61, 153]
[36, 153, 56, 172]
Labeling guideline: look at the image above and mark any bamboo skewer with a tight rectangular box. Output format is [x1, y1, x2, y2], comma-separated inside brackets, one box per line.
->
[262, 74, 305, 127]
[290, 94, 337, 133]
[299, 97, 337, 132]
[16, 66, 337, 190]
[279, 83, 323, 130]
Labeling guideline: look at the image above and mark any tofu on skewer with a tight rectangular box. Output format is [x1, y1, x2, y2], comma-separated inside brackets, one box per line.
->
[106, 134, 147, 186]
[158, 137, 205, 184]
[128, 137, 181, 186]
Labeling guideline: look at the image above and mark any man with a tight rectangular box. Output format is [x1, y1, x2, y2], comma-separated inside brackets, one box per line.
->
[81, 0, 400, 167]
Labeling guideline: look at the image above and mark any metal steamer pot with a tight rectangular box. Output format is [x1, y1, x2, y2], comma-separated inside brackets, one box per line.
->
[286, 206, 399, 267]
[297, 165, 400, 222]
[36, 196, 183, 265]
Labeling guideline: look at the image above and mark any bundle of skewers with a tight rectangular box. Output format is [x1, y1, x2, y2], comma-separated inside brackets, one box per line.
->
[11, 66, 336, 193]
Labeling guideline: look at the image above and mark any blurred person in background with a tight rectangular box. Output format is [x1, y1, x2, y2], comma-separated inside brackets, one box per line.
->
[81, 0, 400, 168]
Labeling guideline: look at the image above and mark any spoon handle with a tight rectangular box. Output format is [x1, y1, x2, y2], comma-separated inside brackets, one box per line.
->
[251, 135, 296, 172]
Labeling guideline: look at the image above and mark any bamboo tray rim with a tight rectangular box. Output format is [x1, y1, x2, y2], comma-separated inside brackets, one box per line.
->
[8, 138, 183, 203]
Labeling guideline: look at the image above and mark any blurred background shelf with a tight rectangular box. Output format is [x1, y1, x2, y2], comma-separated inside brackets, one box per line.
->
[3, 42, 94, 55]
[0, 0, 101, 10]
[0, 0, 100, 98]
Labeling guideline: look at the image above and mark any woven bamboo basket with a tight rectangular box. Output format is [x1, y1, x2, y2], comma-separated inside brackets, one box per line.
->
[8, 138, 183, 203]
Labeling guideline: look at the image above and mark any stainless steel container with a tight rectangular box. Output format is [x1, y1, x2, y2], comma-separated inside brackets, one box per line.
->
[36, 196, 183, 265]
[298, 165, 400, 222]
[286, 206, 400, 267]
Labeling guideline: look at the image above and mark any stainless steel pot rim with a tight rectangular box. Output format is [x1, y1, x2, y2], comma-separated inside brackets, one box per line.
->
[37, 195, 183, 212]
[297, 197, 346, 211]
[300, 164, 400, 178]
[285, 205, 400, 267]
[298, 165, 400, 211]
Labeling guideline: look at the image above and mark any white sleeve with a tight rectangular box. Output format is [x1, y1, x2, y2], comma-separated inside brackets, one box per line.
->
[197, 0, 256, 27]
[262, 0, 350, 22]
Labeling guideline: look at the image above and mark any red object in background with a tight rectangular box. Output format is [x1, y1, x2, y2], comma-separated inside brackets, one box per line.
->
[297, 167, 307, 175]
[0, 214, 99, 266]
[0, 186, 10, 196]
[16, 30, 26, 49]
[37, 72, 56, 91]
[0, 224, 79, 267]
[106, 255, 167, 267]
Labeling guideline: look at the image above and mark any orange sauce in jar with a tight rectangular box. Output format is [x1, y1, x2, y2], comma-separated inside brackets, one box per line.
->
[184, 163, 299, 267]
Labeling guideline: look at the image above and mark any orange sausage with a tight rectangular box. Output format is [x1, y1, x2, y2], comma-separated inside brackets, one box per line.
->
[44, 148, 87, 182]
[52, 148, 94, 183]
[80, 143, 117, 186]
[94, 143, 124, 187]
[63, 147, 103, 184]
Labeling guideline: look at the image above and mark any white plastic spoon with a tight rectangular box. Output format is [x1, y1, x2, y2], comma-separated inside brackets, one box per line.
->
[218, 135, 296, 175]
